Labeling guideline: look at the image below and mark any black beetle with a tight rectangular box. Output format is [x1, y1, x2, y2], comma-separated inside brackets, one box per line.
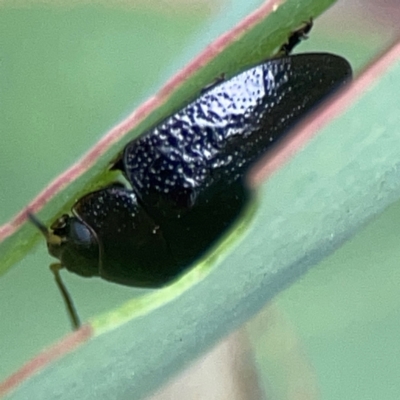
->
[30, 21, 352, 329]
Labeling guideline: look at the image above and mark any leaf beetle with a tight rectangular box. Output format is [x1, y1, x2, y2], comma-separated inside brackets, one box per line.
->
[30, 21, 352, 329]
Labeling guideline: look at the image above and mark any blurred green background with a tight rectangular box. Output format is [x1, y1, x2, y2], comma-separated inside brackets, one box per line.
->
[1, 1, 400, 399]
[0, 0, 221, 382]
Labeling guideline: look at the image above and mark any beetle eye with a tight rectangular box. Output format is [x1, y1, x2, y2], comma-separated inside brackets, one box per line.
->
[68, 219, 96, 248]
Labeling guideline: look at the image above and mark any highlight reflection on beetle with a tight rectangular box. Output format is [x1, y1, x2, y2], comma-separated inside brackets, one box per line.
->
[30, 22, 352, 329]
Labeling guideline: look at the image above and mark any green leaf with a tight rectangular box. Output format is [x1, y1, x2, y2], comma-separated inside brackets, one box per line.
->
[0, 0, 336, 275]
[4, 1, 381, 399]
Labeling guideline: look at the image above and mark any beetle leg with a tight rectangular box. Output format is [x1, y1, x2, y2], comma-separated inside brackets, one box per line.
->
[50, 263, 80, 330]
[201, 73, 226, 93]
[276, 18, 313, 57]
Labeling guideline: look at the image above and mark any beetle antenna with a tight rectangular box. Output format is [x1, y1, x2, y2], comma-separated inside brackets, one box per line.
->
[27, 212, 48, 235]
[27, 212, 63, 246]
[50, 263, 81, 330]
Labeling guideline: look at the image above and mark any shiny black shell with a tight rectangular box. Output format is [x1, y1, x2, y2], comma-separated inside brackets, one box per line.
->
[56, 53, 352, 287]
[123, 54, 350, 216]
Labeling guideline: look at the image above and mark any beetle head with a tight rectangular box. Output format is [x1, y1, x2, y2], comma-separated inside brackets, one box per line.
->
[28, 212, 100, 277]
